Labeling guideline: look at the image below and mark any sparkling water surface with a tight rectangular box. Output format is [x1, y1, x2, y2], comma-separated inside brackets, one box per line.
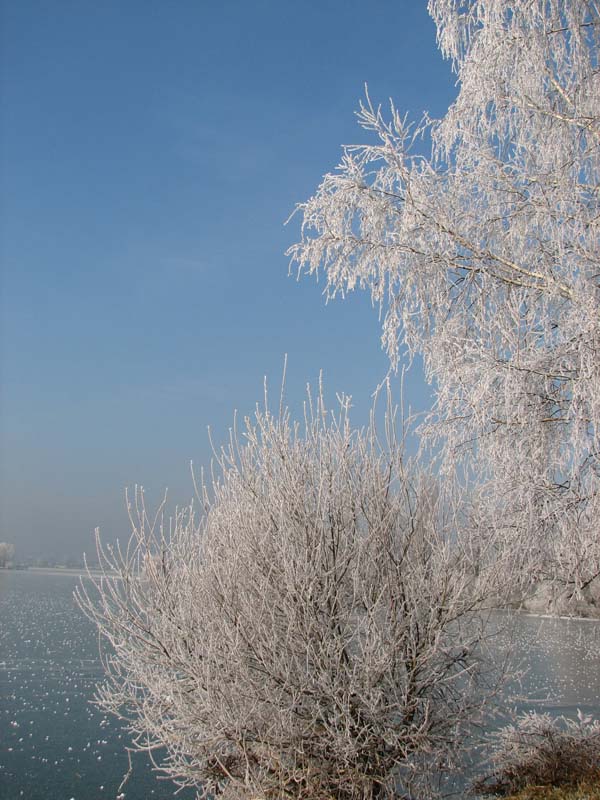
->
[1, 569, 599, 800]
[0, 569, 195, 800]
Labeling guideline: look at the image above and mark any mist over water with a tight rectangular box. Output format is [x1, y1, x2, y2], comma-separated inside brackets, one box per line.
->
[1, 570, 599, 799]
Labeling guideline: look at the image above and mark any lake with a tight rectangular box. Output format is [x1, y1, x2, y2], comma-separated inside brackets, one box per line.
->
[1, 569, 599, 799]
[0, 569, 196, 800]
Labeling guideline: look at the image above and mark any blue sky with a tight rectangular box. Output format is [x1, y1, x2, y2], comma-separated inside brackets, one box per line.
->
[0, 1, 456, 559]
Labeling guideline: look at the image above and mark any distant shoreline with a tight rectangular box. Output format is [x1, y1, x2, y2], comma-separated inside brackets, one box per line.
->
[0, 566, 112, 578]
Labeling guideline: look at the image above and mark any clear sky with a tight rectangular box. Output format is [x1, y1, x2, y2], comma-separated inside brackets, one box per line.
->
[0, 0, 456, 560]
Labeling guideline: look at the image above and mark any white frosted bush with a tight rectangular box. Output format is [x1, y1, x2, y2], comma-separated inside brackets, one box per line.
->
[78, 387, 505, 799]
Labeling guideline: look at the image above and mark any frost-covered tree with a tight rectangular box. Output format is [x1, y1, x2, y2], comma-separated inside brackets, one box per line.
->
[290, 1, 600, 600]
[77, 389, 506, 800]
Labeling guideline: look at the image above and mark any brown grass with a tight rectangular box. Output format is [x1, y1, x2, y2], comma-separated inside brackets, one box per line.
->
[503, 782, 600, 800]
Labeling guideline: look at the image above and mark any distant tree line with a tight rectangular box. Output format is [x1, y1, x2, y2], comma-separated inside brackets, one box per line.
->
[0, 542, 15, 568]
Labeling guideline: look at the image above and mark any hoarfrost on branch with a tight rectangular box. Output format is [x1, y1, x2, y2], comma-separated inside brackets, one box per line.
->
[77, 389, 507, 799]
[289, 0, 600, 595]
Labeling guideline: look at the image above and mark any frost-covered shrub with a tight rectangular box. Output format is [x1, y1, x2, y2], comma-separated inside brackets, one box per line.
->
[474, 711, 600, 796]
[78, 388, 505, 800]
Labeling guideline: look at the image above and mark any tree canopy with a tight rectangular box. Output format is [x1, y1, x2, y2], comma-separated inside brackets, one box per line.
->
[290, 0, 600, 596]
